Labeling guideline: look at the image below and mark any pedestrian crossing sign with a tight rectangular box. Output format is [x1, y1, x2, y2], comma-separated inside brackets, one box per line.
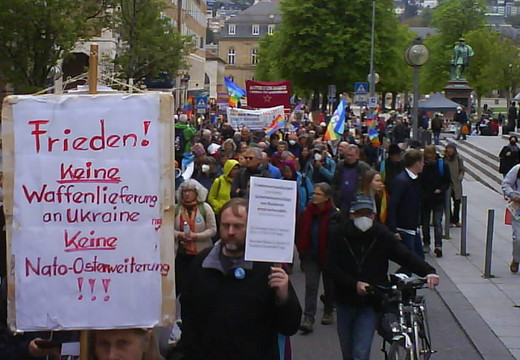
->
[195, 96, 208, 114]
[354, 82, 368, 95]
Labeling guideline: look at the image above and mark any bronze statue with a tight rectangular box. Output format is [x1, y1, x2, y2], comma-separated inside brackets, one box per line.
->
[451, 38, 474, 80]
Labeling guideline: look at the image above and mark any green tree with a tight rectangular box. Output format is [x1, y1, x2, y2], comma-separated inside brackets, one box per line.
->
[256, 0, 413, 109]
[255, 34, 282, 82]
[494, 37, 520, 106]
[113, 0, 194, 84]
[430, 0, 487, 41]
[464, 28, 504, 112]
[0, 0, 110, 93]
[421, 0, 487, 92]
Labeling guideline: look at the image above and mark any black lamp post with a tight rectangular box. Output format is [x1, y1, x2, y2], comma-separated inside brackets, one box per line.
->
[405, 37, 429, 141]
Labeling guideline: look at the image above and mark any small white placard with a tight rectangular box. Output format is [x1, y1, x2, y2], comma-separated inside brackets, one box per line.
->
[61, 342, 80, 356]
[245, 177, 296, 263]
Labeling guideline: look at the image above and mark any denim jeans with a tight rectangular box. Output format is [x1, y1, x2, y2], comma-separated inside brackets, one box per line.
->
[336, 304, 377, 360]
[421, 207, 444, 248]
[398, 231, 424, 260]
[433, 131, 440, 145]
[512, 217, 520, 262]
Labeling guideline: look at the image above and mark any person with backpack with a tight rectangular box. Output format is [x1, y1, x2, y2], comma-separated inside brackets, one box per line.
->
[431, 113, 443, 145]
[174, 179, 217, 297]
[280, 160, 313, 217]
[208, 159, 240, 217]
[174, 114, 196, 164]
[419, 145, 451, 257]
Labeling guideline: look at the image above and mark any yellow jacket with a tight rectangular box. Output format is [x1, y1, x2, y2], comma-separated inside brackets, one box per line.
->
[208, 159, 239, 214]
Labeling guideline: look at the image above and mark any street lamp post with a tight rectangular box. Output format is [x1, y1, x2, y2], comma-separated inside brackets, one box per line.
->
[405, 37, 429, 142]
[369, 0, 376, 109]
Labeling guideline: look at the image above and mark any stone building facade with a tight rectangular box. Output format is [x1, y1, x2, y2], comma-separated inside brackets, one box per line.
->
[218, 0, 281, 92]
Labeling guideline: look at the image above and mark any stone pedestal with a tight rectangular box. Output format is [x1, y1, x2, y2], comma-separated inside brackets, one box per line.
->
[444, 80, 473, 111]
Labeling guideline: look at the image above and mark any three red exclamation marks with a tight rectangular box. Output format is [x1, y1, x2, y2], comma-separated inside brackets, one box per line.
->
[77, 277, 111, 301]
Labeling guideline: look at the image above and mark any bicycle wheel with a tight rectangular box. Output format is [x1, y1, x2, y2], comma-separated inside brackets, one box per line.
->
[415, 299, 434, 360]
[387, 339, 411, 360]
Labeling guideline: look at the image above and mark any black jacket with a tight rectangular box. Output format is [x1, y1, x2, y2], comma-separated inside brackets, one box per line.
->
[387, 170, 421, 232]
[325, 220, 436, 308]
[230, 165, 271, 198]
[180, 247, 301, 360]
[419, 159, 451, 209]
[499, 144, 520, 175]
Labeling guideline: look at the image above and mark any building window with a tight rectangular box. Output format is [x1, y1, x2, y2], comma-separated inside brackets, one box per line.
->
[252, 24, 260, 35]
[228, 24, 236, 35]
[251, 48, 258, 65]
[268, 24, 275, 35]
[228, 48, 236, 65]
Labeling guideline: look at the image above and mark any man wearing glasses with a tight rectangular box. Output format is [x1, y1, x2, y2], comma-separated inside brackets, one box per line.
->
[231, 147, 271, 198]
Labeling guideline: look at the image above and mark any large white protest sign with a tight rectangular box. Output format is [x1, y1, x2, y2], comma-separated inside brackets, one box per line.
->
[3, 93, 175, 330]
[227, 105, 284, 130]
[245, 177, 296, 263]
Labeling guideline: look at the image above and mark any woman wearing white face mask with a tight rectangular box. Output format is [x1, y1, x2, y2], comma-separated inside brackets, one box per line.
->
[192, 156, 218, 194]
[311, 145, 336, 185]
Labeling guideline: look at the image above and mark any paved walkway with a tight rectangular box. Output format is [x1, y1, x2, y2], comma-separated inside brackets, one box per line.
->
[432, 134, 520, 359]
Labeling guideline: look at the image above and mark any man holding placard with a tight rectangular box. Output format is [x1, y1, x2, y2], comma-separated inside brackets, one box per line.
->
[180, 198, 301, 360]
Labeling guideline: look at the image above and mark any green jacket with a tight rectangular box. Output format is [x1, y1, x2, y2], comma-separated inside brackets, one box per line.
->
[175, 122, 196, 159]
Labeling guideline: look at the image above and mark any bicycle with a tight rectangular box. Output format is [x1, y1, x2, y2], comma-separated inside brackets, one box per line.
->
[368, 273, 436, 360]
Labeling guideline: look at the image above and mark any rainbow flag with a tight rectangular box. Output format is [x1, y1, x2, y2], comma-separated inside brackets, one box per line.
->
[224, 77, 246, 108]
[264, 114, 286, 136]
[380, 189, 388, 223]
[366, 107, 381, 147]
[379, 156, 386, 182]
[323, 98, 347, 141]
[183, 96, 194, 118]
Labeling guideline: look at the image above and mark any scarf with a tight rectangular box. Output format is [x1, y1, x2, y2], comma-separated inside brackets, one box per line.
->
[179, 200, 199, 255]
[297, 201, 333, 266]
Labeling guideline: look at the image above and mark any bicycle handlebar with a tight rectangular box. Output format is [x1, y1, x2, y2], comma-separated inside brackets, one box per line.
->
[366, 275, 428, 296]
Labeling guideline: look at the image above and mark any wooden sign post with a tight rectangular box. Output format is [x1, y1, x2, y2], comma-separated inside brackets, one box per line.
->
[2, 44, 176, 360]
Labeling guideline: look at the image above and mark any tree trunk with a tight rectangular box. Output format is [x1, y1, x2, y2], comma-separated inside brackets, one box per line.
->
[391, 91, 397, 110]
[311, 91, 320, 111]
[321, 91, 328, 113]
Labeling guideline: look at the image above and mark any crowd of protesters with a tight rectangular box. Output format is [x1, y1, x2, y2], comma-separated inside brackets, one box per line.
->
[1, 103, 462, 360]
[165, 104, 456, 360]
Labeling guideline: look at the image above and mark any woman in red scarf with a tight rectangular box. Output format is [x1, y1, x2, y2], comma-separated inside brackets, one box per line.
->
[174, 179, 217, 297]
[296, 182, 339, 334]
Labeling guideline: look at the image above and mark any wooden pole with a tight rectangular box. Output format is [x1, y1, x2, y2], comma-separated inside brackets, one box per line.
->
[80, 330, 90, 360]
[81, 43, 99, 360]
[88, 44, 98, 94]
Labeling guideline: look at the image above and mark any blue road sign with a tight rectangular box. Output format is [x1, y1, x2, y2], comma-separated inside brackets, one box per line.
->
[354, 82, 368, 95]
[195, 97, 208, 113]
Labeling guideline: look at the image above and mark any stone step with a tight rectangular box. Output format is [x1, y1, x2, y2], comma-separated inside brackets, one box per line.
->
[436, 140, 502, 195]
[446, 138, 500, 173]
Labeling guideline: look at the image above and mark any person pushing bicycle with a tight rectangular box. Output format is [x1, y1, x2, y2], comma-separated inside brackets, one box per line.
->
[325, 194, 440, 360]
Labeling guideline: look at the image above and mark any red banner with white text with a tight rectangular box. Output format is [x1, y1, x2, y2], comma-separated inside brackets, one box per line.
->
[246, 80, 291, 109]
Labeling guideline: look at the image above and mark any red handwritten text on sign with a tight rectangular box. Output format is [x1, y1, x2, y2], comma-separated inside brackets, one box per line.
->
[28, 119, 152, 153]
